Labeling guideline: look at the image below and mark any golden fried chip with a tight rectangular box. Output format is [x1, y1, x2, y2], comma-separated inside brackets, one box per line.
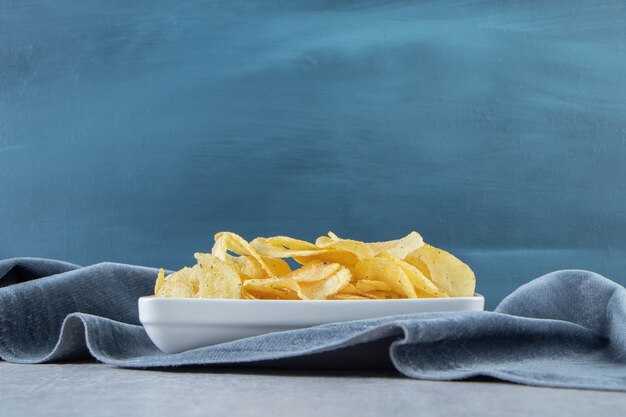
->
[231, 255, 291, 279]
[314, 236, 335, 246]
[336, 283, 380, 299]
[263, 257, 292, 276]
[354, 279, 393, 293]
[379, 253, 446, 297]
[225, 255, 259, 278]
[291, 235, 374, 266]
[250, 236, 332, 258]
[258, 236, 319, 250]
[315, 237, 374, 260]
[327, 294, 372, 300]
[405, 244, 475, 297]
[337, 283, 360, 294]
[242, 292, 259, 300]
[353, 257, 417, 298]
[243, 261, 351, 300]
[326, 231, 424, 260]
[242, 278, 301, 299]
[284, 261, 352, 299]
[367, 231, 424, 259]
[154, 268, 166, 294]
[296, 266, 351, 299]
[253, 235, 372, 266]
[293, 251, 359, 266]
[281, 261, 343, 282]
[366, 290, 404, 299]
[338, 284, 402, 299]
[155, 267, 196, 298]
[220, 254, 245, 275]
[194, 252, 242, 299]
[212, 232, 275, 277]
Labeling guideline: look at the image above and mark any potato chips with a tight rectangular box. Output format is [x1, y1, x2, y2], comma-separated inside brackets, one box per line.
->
[154, 231, 476, 300]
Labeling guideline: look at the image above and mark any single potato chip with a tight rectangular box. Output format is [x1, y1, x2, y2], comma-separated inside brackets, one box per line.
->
[405, 244, 475, 297]
[336, 283, 380, 299]
[315, 237, 374, 261]
[212, 232, 275, 277]
[219, 254, 250, 278]
[326, 231, 424, 260]
[367, 231, 424, 259]
[337, 283, 360, 294]
[313, 232, 374, 263]
[366, 290, 404, 299]
[251, 236, 332, 259]
[194, 252, 242, 299]
[257, 236, 319, 250]
[155, 267, 196, 298]
[242, 292, 259, 300]
[379, 253, 446, 297]
[354, 279, 393, 293]
[315, 235, 335, 246]
[242, 278, 301, 300]
[262, 257, 292, 276]
[296, 266, 351, 300]
[353, 257, 417, 298]
[282, 260, 344, 282]
[293, 250, 361, 266]
[230, 255, 291, 279]
[327, 294, 372, 300]
[293, 234, 374, 266]
[285, 261, 352, 299]
[154, 268, 166, 294]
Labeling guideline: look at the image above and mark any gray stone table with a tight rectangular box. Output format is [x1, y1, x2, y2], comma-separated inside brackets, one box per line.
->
[1, 361, 625, 417]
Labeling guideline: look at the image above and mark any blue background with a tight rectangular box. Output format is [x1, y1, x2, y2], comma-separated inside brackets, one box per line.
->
[2, 1, 625, 308]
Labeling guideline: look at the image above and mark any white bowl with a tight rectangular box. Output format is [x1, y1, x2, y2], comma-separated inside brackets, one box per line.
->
[139, 295, 484, 354]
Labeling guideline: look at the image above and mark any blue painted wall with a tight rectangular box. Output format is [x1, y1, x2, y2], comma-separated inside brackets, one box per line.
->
[2, 1, 625, 308]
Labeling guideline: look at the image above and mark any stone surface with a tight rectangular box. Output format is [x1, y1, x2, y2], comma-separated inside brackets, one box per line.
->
[1, 362, 625, 417]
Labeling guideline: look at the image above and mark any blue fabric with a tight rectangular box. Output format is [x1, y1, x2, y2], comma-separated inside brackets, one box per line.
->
[1, 258, 624, 392]
[2, 1, 626, 309]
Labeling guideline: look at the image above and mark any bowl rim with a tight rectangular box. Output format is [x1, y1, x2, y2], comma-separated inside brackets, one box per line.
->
[139, 293, 484, 304]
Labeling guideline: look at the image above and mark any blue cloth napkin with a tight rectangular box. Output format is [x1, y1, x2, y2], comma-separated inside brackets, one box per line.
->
[0, 258, 624, 391]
